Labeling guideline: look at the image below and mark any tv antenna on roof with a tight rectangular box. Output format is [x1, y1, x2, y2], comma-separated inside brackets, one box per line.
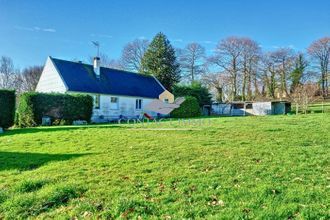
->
[92, 41, 100, 57]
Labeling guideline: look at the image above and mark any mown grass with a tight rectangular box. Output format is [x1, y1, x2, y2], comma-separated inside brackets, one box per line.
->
[0, 114, 329, 219]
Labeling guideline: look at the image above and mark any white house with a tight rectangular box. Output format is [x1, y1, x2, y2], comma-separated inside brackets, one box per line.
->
[36, 56, 174, 122]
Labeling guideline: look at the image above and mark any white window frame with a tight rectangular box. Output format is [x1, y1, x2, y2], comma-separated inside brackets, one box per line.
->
[163, 98, 169, 103]
[135, 99, 143, 110]
[110, 97, 119, 110]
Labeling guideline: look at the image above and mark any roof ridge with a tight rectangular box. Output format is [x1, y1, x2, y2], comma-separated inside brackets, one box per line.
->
[50, 57, 155, 79]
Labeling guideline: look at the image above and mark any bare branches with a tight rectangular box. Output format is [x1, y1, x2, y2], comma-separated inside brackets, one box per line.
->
[208, 37, 261, 101]
[307, 37, 330, 97]
[178, 42, 206, 83]
[290, 83, 320, 114]
[120, 39, 149, 72]
[20, 66, 43, 92]
[0, 56, 16, 89]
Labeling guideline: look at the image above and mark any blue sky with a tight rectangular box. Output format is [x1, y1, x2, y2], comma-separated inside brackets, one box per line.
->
[0, 0, 329, 68]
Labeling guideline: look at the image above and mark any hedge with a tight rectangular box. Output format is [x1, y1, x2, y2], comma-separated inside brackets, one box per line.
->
[0, 90, 15, 129]
[173, 83, 212, 107]
[171, 96, 201, 118]
[16, 92, 93, 127]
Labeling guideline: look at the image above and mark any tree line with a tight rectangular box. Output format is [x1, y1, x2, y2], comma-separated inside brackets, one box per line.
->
[95, 33, 330, 102]
[1, 33, 329, 104]
[0, 56, 43, 94]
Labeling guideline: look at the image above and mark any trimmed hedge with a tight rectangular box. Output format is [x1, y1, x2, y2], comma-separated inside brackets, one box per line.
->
[16, 92, 93, 127]
[171, 96, 201, 118]
[0, 90, 15, 129]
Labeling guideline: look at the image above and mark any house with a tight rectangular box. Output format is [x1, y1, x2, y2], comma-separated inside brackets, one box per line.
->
[36, 56, 174, 122]
[212, 101, 291, 116]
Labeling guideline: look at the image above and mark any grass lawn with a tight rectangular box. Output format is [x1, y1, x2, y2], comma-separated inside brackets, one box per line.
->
[0, 114, 329, 219]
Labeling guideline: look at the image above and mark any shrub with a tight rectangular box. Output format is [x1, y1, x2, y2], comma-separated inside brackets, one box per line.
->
[0, 90, 15, 129]
[173, 82, 212, 107]
[171, 96, 200, 118]
[16, 92, 93, 127]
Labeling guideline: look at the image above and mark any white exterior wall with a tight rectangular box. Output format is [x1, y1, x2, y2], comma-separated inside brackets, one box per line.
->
[35, 57, 67, 93]
[91, 94, 158, 122]
[252, 102, 272, 115]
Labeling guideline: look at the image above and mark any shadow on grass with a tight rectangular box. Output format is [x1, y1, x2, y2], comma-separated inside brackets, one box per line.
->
[1, 124, 122, 136]
[0, 151, 87, 172]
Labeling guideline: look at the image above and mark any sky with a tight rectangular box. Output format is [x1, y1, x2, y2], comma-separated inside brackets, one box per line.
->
[0, 0, 329, 68]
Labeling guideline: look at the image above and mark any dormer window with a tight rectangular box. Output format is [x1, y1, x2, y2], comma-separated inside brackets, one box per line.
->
[163, 98, 169, 103]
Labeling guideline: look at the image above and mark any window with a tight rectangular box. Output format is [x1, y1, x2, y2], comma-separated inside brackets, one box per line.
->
[246, 103, 252, 109]
[163, 98, 169, 103]
[135, 99, 142, 110]
[94, 95, 100, 109]
[110, 97, 119, 110]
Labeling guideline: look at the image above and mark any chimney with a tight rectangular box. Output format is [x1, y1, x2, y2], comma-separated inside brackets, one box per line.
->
[93, 57, 100, 78]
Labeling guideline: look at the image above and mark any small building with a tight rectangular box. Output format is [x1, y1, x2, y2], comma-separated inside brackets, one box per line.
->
[212, 101, 291, 116]
[36, 56, 174, 122]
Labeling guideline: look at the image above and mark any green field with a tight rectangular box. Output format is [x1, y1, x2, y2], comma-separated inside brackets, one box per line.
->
[0, 114, 329, 219]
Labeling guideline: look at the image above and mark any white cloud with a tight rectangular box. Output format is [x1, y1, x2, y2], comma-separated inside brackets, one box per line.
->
[14, 25, 56, 33]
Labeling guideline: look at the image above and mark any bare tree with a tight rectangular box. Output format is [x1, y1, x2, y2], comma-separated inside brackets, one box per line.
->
[290, 83, 319, 114]
[201, 71, 232, 102]
[272, 48, 295, 98]
[260, 48, 295, 99]
[241, 38, 261, 100]
[0, 56, 16, 89]
[209, 37, 246, 101]
[120, 39, 149, 72]
[178, 42, 206, 84]
[260, 52, 277, 99]
[307, 37, 330, 97]
[20, 66, 43, 92]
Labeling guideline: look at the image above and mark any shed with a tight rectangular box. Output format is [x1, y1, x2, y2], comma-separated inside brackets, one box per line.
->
[212, 101, 291, 116]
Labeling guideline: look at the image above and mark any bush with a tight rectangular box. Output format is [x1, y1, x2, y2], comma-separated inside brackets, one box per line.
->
[171, 96, 200, 118]
[173, 82, 212, 107]
[16, 92, 93, 127]
[0, 90, 15, 129]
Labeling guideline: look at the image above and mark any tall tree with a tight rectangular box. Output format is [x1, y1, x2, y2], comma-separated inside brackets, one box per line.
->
[307, 37, 330, 97]
[261, 53, 277, 99]
[241, 38, 261, 100]
[209, 37, 245, 101]
[261, 48, 295, 99]
[178, 43, 206, 84]
[120, 39, 149, 72]
[272, 48, 295, 97]
[140, 32, 180, 91]
[290, 53, 308, 93]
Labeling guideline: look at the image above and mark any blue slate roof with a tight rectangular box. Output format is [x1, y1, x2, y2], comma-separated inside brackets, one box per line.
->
[51, 57, 165, 99]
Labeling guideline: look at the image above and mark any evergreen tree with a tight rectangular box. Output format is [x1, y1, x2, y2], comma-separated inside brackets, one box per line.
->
[140, 32, 180, 91]
[290, 54, 308, 93]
